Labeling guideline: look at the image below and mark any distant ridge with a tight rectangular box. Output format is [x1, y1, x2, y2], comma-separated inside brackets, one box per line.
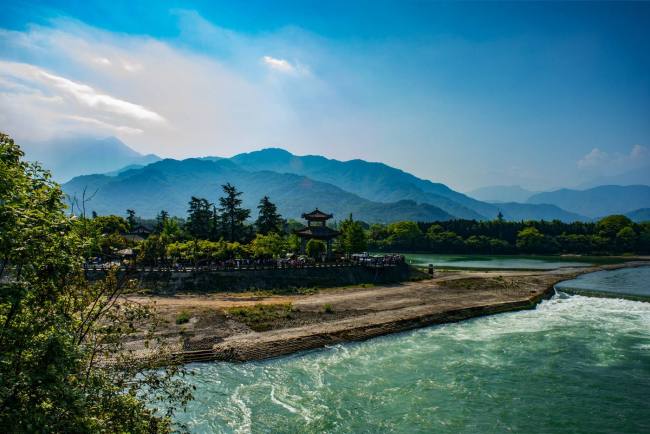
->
[467, 185, 535, 203]
[230, 148, 586, 222]
[22, 136, 160, 182]
[527, 185, 650, 218]
[62, 158, 453, 222]
[626, 208, 650, 223]
[60, 146, 596, 223]
[578, 166, 650, 189]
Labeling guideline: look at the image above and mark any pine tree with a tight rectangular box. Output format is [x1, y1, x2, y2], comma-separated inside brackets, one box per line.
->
[125, 209, 137, 230]
[210, 205, 221, 240]
[155, 210, 169, 234]
[218, 183, 251, 242]
[186, 196, 213, 239]
[255, 196, 283, 235]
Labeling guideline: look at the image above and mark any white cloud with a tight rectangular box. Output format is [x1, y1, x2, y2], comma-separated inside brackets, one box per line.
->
[262, 55, 295, 73]
[121, 60, 142, 72]
[0, 60, 165, 123]
[93, 57, 111, 66]
[0, 15, 370, 163]
[577, 145, 650, 173]
[39, 69, 165, 122]
[630, 144, 650, 160]
[577, 147, 609, 169]
[0, 20, 309, 155]
[261, 55, 311, 77]
[62, 115, 144, 134]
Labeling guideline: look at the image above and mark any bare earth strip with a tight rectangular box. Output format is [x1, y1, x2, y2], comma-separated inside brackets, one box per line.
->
[126, 261, 648, 363]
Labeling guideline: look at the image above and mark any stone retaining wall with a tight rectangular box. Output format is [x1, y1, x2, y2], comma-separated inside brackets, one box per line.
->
[86, 263, 418, 293]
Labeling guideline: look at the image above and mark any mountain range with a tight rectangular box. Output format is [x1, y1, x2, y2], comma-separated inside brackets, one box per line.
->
[229, 149, 587, 222]
[22, 136, 160, 182]
[626, 208, 650, 223]
[63, 158, 453, 222]
[527, 185, 650, 219]
[466, 185, 536, 203]
[29, 137, 646, 223]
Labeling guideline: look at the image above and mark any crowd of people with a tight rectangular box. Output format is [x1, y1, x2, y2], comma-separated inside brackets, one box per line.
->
[84, 253, 406, 271]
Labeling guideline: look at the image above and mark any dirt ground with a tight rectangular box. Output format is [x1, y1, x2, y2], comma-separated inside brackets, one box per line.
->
[124, 263, 643, 356]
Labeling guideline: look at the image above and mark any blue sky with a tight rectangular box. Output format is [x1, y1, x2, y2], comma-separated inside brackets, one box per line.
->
[1, 1, 648, 190]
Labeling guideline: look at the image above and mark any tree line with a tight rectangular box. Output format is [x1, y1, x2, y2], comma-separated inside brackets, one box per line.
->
[87, 185, 650, 266]
[367, 216, 650, 255]
[84, 183, 368, 265]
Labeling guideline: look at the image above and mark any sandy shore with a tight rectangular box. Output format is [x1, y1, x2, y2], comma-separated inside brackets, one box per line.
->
[126, 261, 648, 363]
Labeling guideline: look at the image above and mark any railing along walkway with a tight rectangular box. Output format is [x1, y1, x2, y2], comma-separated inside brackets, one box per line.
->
[83, 261, 402, 273]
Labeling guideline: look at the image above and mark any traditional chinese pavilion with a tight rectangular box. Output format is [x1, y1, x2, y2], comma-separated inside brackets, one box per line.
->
[294, 209, 340, 255]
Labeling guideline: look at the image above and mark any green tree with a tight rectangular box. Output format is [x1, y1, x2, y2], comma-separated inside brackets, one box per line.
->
[306, 239, 326, 259]
[516, 226, 546, 252]
[93, 215, 129, 235]
[161, 217, 182, 239]
[154, 210, 169, 234]
[285, 219, 304, 234]
[596, 215, 633, 239]
[428, 229, 464, 252]
[186, 196, 213, 240]
[0, 133, 192, 432]
[249, 233, 287, 258]
[218, 183, 250, 242]
[210, 205, 221, 240]
[286, 234, 302, 253]
[256, 196, 283, 235]
[638, 223, 650, 253]
[126, 208, 137, 230]
[616, 226, 637, 252]
[338, 214, 367, 254]
[387, 221, 424, 250]
[138, 234, 171, 266]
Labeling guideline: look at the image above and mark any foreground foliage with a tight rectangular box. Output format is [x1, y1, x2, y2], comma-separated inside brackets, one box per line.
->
[0, 133, 192, 433]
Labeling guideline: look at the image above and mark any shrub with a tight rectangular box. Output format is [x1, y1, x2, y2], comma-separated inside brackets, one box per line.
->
[175, 310, 191, 324]
[226, 303, 294, 331]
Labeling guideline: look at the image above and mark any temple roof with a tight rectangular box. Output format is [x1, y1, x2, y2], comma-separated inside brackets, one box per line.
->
[130, 225, 152, 234]
[301, 209, 333, 221]
[294, 225, 340, 239]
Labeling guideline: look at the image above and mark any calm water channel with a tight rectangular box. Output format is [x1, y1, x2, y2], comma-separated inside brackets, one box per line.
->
[402, 253, 600, 270]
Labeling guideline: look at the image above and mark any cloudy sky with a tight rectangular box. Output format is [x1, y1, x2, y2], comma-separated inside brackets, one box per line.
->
[1, 1, 649, 191]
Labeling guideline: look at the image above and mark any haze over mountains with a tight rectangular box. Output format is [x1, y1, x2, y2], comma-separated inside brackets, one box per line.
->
[527, 185, 650, 219]
[63, 158, 454, 222]
[22, 136, 160, 182]
[28, 136, 648, 223]
[466, 185, 536, 203]
[468, 183, 650, 221]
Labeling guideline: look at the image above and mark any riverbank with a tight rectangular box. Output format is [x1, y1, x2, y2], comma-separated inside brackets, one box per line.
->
[126, 261, 649, 363]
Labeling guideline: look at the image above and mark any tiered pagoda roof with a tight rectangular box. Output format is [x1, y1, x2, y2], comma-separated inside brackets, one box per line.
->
[294, 225, 340, 239]
[294, 209, 340, 240]
[301, 209, 333, 221]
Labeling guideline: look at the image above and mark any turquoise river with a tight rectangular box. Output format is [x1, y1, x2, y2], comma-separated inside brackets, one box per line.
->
[173, 267, 650, 433]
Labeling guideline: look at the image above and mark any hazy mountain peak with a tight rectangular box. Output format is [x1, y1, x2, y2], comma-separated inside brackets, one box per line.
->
[527, 185, 650, 218]
[467, 185, 535, 203]
[22, 135, 160, 182]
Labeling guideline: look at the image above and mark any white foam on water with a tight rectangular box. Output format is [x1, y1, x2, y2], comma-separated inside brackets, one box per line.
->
[171, 268, 650, 433]
[270, 385, 313, 423]
[229, 385, 252, 434]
